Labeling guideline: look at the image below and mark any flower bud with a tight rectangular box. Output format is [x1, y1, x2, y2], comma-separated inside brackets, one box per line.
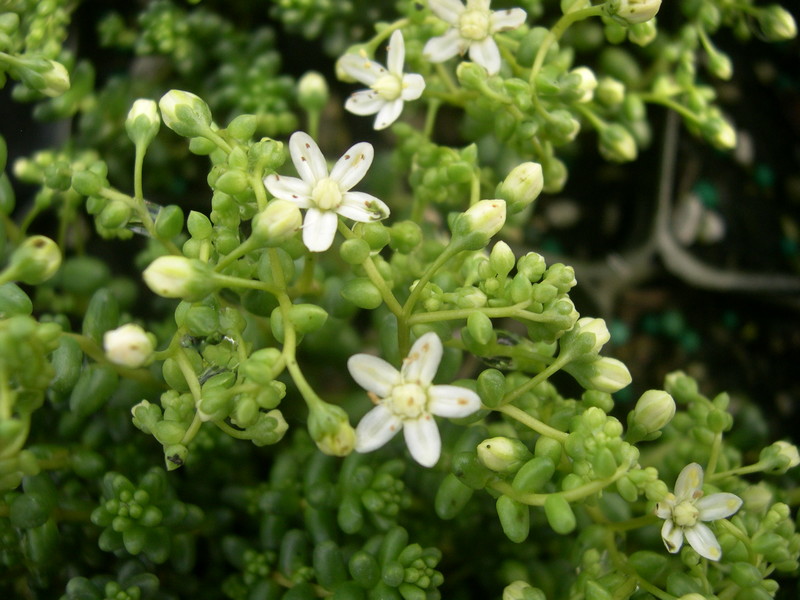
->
[489, 241, 516, 278]
[570, 67, 597, 103]
[628, 20, 657, 46]
[564, 356, 632, 393]
[103, 324, 155, 368]
[561, 317, 610, 357]
[701, 114, 736, 150]
[5, 235, 61, 284]
[18, 58, 70, 97]
[599, 124, 638, 162]
[452, 200, 507, 249]
[158, 90, 213, 138]
[297, 71, 329, 113]
[142, 256, 217, 301]
[497, 162, 544, 215]
[596, 77, 626, 107]
[627, 390, 675, 441]
[125, 99, 160, 148]
[251, 199, 302, 245]
[503, 581, 545, 600]
[477, 437, 533, 473]
[605, 0, 662, 25]
[757, 6, 797, 42]
[760, 441, 800, 474]
[308, 401, 356, 456]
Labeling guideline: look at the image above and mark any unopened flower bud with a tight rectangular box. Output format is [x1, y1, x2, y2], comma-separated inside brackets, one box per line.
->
[707, 50, 733, 81]
[562, 317, 611, 357]
[489, 241, 516, 278]
[628, 20, 657, 46]
[761, 441, 800, 474]
[126, 99, 160, 148]
[597, 77, 626, 107]
[701, 114, 736, 150]
[453, 200, 507, 249]
[4, 235, 61, 284]
[143, 256, 217, 301]
[103, 324, 155, 368]
[605, 0, 662, 25]
[497, 162, 544, 214]
[503, 581, 545, 600]
[308, 401, 355, 456]
[564, 356, 632, 393]
[158, 90, 213, 138]
[251, 199, 302, 245]
[477, 437, 533, 473]
[599, 124, 638, 162]
[19, 58, 70, 97]
[757, 6, 797, 42]
[297, 71, 329, 113]
[571, 67, 597, 102]
[628, 389, 675, 441]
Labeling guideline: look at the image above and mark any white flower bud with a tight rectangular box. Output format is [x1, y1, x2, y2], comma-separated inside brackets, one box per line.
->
[599, 124, 638, 163]
[477, 437, 533, 473]
[125, 99, 160, 148]
[497, 162, 544, 215]
[606, 0, 662, 24]
[565, 356, 632, 393]
[158, 90, 213, 138]
[630, 389, 675, 435]
[758, 6, 797, 42]
[6, 235, 62, 284]
[308, 401, 356, 456]
[297, 71, 329, 113]
[143, 256, 217, 301]
[251, 199, 303, 245]
[702, 115, 737, 150]
[571, 67, 597, 103]
[104, 324, 155, 368]
[596, 77, 626, 107]
[453, 200, 507, 248]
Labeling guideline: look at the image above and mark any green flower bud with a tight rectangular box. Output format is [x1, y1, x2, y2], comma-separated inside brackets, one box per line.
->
[18, 58, 70, 97]
[297, 71, 329, 113]
[489, 241, 516, 279]
[103, 324, 155, 368]
[571, 67, 597, 102]
[503, 581, 545, 600]
[542, 156, 567, 193]
[628, 20, 657, 46]
[564, 356, 632, 393]
[702, 114, 736, 150]
[158, 90, 213, 138]
[308, 401, 355, 457]
[456, 61, 488, 90]
[5, 235, 61, 284]
[498, 162, 544, 215]
[187, 211, 213, 240]
[599, 124, 638, 162]
[466, 311, 494, 346]
[341, 277, 382, 309]
[452, 200, 507, 249]
[251, 200, 302, 245]
[605, 0, 662, 25]
[512, 456, 556, 493]
[226, 114, 258, 141]
[757, 6, 797, 42]
[707, 50, 733, 81]
[71, 169, 108, 196]
[477, 437, 533, 473]
[760, 441, 800, 474]
[98, 200, 131, 229]
[627, 389, 675, 441]
[340, 238, 371, 264]
[389, 221, 422, 253]
[142, 256, 217, 301]
[562, 317, 611, 357]
[596, 77, 626, 106]
[125, 99, 160, 148]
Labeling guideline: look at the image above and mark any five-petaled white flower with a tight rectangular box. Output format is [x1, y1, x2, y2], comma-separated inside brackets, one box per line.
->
[338, 30, 426, 130]
[263, 131, 390, 252]
[423, 0, 527, 76]
[348, 332, 482, 467]
[655, 462, 743, 561]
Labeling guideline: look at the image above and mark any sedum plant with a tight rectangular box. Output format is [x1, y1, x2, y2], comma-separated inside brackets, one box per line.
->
[0, 0, 799, 599]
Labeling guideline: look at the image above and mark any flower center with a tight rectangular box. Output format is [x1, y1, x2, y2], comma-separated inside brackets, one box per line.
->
[388, 383, 428, 419]
[372, 74, 403, 101]
[311, 177, 343, 211]
[459, 8, 491, 41]
[673, 501, 700, 528]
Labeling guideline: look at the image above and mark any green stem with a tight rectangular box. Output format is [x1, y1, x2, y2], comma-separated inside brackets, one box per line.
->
[502, 351, 573, 405]
[175, 347, 204, 446]
[133, 143, 145, 202]
[490, 464, 628, 506]
[408, 302, 530, 325]
[708, 461, 769, 481]
[706, 432, 723, 476]
[212, 272, 281, 296]
[423, 99, 441, 139]
[496, 403, 568, 443]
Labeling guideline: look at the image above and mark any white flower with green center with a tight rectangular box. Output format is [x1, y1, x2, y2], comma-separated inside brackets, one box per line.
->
[655, 462, 743, 561]
[263, 131, 390, 252]
[338, 31, 426, 130]
[423, 0, 527, 76]
[348, 332, 482, 467]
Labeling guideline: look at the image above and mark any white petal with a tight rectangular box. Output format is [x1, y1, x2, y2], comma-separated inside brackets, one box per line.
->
[345, 90, 385, 116]
[347, 354, 400, 397]
[355, 405, 403, 453]
[264, 174, 312, 206]
[428, 0, 465, 25]
[428, 385, 481, 418]
[697, 493, 743, 521]
[374, 99, 404, 130]
[339, 191, 390, 222]
[469, 37, 501, 75]
[491, 7, 527, 32]
[386, 30, 406, 74]
[403, 415, 441, 467]
[302, 208, 338, 252]
[661, 519, 684, 554]
[401, 74, 426, 101]
[401, 331, 442, 386]
[338, 53, 386, 86]
[685, 523, 722, 561]
[468, 0, 490, 10]
[330, 142, 374, 191]
[289, 131, 328, 184]
[654, 495, 675, 519]
[423, 29, 468, 63]
[674, 463, 703, 502]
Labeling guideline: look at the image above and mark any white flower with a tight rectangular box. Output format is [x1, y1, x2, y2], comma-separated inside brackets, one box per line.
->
[348, 332, 482, 467]
[263, 132, 390, 252]
[655, 463, 743, 561]
[423, 0, 527, 76]
[338, 31, 426, 130]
